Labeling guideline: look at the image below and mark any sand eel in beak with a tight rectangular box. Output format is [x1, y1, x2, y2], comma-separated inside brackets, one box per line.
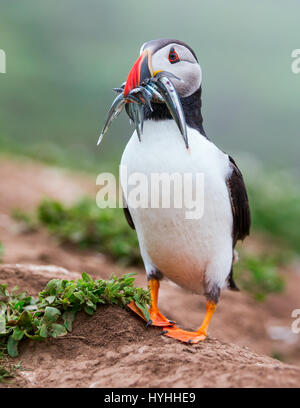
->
[98, 38, 251, 343]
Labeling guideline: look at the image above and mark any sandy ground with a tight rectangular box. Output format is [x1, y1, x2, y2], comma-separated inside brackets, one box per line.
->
[0, 155, 300, 388]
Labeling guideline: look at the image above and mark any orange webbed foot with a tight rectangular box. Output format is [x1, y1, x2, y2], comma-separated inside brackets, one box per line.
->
[162, 324, 207, 344]
[127, 301, 175, 327]
[147, 308, 175, 327]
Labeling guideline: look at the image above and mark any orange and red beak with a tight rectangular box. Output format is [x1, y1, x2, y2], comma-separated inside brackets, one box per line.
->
[124, 50, 153, 97]
[98, 48, 189, 149]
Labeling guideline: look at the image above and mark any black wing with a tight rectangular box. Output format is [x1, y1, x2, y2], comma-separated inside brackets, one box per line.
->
[226, 156, 251, 244]
[226, 156, 251, 290]
[122, 193, 135, 230]
[123, 206, 135, 230]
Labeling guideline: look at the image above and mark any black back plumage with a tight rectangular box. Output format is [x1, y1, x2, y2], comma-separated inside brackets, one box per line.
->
[226, 156, 251, 245]
[225, 156, 251, 290]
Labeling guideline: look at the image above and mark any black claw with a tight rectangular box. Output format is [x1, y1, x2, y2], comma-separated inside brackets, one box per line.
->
[146, 320, 153, 328]
[160, 330, 169, 335]
[188, 339, 193, 344]
[169, 320, 175, 325]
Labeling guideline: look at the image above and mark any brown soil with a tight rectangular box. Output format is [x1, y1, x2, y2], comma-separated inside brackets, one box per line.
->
[0, 155, 300, 388]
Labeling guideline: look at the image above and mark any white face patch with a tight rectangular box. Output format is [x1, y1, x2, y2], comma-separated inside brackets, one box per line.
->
[150, 43, 202, 97]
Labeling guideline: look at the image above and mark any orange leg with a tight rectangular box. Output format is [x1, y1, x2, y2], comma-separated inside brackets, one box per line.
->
[162, 300, 216, 344]
[127, 279, 175, 327]
[148, 279, 175, 326]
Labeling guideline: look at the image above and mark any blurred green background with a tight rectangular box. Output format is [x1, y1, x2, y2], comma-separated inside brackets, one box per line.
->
[1, 0, 300, 173]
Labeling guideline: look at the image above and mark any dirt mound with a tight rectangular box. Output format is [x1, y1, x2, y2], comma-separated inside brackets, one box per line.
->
[1, 264, 300, 388]
[0, 263, 80, 295]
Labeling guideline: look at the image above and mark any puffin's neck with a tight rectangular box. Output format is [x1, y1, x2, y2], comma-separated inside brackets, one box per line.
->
[143, 86, 206, 137]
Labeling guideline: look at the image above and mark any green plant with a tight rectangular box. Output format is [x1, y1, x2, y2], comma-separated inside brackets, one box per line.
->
[271, 351, 285, 361]
[12, 209, 38, 232]
[35, 198, 141, 266]
[0, 349, 25, 383]
[0, 365, 15, 382]
[247, 171, 300, 254]
[12, 198, 142, 266]
[0, 272, 150, 362]
[235, 255, 285, 301]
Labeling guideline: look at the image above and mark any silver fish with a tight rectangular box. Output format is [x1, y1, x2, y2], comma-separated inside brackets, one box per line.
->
[126, 102, 144, 142]
[98, 73, 188, 149]
[152, 76, 188, 149]
[97, 93, 125, 146]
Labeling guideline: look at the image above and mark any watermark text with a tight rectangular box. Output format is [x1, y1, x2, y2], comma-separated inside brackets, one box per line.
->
[291, 49, 300, 74]
[291, 309, 300, 334]
[96, 166, 205, 220]
[0, 49, 6, 73]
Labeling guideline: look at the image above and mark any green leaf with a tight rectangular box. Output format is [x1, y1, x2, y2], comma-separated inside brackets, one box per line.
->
[24, 331, 44, 341]
[45, 296, 56, 304]
[12, 327, 25, 341]
[0, 315, 6, 334]
[0, 283, 8, 297]
[86, 300, 96, 310]
[17, 311, 32, 328]
[23, 304, 38, 311]
[84, 306, 94, 315]
[0, 302, 7, 313]
[49, 324, 67, 338]
[44, 307, 61, 323]
[73, 292, 84, 303]
[135, 301, 150, 321]
[7, 336, 19, 357]
[0, 366, 14, 382]
[0, 303, 7, 334]
[39, 324, 48, 338]
[82, 272, 92, 282]
[63, 310, 76, 332]
[43, 279, 60, 295]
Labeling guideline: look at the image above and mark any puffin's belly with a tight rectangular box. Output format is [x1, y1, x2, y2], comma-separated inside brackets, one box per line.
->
[120, 120, 233, 293]
[129, 193, 232, 293]
[130, 207, 209, 291]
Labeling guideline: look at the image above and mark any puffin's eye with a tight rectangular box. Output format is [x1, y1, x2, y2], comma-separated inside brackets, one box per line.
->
[168, 47, 180, 64]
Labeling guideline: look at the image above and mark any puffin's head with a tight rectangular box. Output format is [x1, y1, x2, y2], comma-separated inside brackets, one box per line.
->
[98, 39, 202, 148]
[124, 38, 201, 98]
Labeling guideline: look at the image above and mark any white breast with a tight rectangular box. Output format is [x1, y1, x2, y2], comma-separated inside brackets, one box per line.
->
[120, 120, 234, 294]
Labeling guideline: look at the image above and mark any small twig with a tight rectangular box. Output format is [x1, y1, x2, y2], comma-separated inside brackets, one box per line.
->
[56, 335, 86, 341]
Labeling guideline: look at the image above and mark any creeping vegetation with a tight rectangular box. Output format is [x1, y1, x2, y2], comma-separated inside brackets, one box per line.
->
[0, 273, 150, 364]
[235, 255, 284, 301]
[14, 198, 141, 266]
[247, 171, 300, 254]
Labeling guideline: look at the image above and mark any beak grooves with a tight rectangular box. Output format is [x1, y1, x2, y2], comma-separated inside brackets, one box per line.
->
[124, 51, 152, 97]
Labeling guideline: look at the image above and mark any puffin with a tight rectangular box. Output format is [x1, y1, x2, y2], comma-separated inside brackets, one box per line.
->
[99, 38, 251, 343]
